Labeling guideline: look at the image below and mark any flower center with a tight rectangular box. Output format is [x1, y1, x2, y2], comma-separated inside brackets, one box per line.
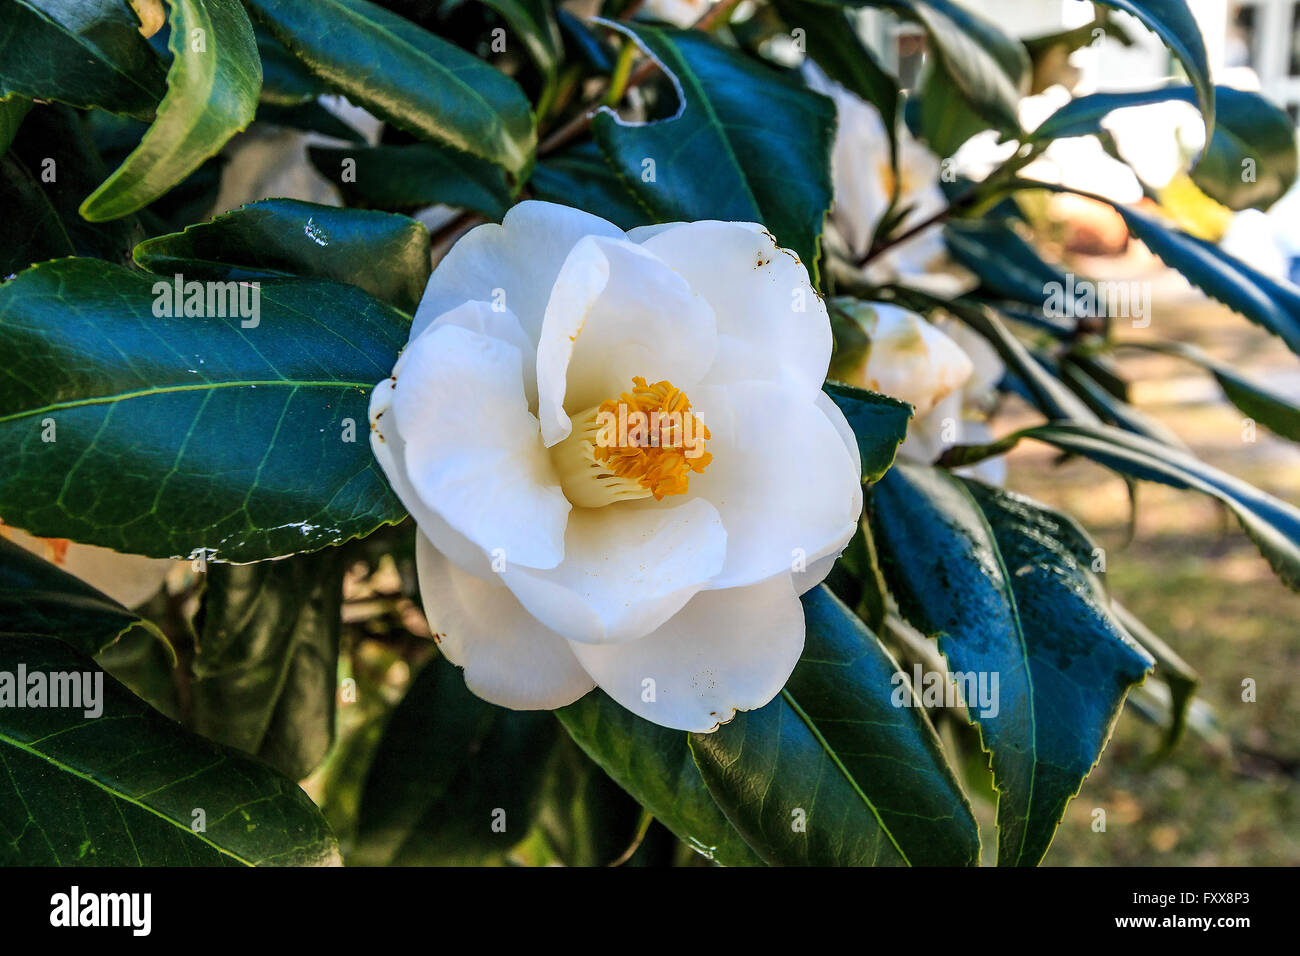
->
[551, 377, 712, 508]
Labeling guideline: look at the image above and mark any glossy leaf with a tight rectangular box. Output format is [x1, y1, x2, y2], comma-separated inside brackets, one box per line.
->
[871, 464, 1153, 865]
[133, 198, 432, 313]
[689, 585, 981, 866]
[476, 0, 561, 98]
[81, 0, 262, 221]
[191, 548, 346, 780]
[1, 105, 144, 274]
[557, 690, 764, 866]
[246, 0, 536, 176]
[0, 0, 167, 121]
[351, 654, 558, 865]
[309, 142, 513, 221]
[591, 21, 836, 279]
[0, 635, 338, 865]
[0, 258, 408, 562]
[821, 381, 912, 482]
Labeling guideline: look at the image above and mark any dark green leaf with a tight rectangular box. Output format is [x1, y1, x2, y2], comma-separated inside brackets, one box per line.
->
[1, 105, 144, 274]
[528, 142, 653, 231]
[256, 24, 328, 106]
[0, 0, 167, 121]
[133, 198, 432, 313]
[0, 536, 159, 657]
[246, 0, 536, 176]
[0, 257, 407, 562]
[943, 421, 1300, 592]
[556, 689, 764, 866]
[1058, 355, 1189, 449]
[0, 94, 30, 153]
[81, 0, 262, 221]
[821, 380, 912, 482]
[191, 548, 346, 780]
[869, 0, 1028, 132]
[689, 585, 981, 866]
[530, 734, 647, 866]
[871, 464, 1153, 865]
[1116, 203, 1300, 355]
[309, 142, 512, 220]
[914, 59, 990, 157]
[476, 0, 561, 97]
[0, 635, 337, 865]
[351, 654, 558, 865]
[592, 21, 835, 280]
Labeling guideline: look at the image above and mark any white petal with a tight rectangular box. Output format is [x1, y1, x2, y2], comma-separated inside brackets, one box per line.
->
[429, 299, 538, 410]
[416, 534, 595, 710]
[860, 304, 973, 417]
[789, 391, 864, 594]
[803, 62, 893, 259]
[369, 377, 496, 578]
[637, 221, 832, 401]
[569, 573, 805, 732]
[412, 201, 625, 343]
[936, 316, 1005, 405]
[389, 323, 570, 570]
[898, 388, 963, 463]
[502, 497, 727, 645]
[690, 381, 861, 590]
[534, 235, 717, 446]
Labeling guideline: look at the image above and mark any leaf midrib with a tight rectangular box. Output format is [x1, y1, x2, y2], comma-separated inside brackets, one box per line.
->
[0, 729, 251, 866]
[780, 688, 911, 866]
[0, 379, 374, 426]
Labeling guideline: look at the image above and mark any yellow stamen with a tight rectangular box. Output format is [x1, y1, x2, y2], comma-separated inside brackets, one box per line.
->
[551, 377, 712, 508]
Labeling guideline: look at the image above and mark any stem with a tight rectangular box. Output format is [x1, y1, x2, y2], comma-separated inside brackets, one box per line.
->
[602, 37, 638, 107]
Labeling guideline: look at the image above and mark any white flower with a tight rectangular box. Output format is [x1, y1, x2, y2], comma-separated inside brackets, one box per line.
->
[805, 65, 976, 297]
[640, 0, 711, 28]
[832, 303, 1004, 476]
[369, 202, 862, 731]
[1, 525, 175, 609]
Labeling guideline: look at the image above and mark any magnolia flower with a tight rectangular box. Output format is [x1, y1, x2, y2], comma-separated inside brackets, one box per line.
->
[369, 202, 862, 731]
[805, 65, 975, 297]
[830, 302, 1004, 481]
[1, 525, 175, 609]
